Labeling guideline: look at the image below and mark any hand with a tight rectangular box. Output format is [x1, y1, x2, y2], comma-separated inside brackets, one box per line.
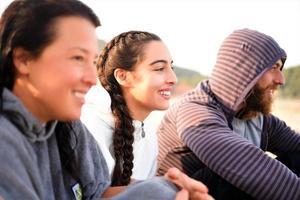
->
[165, 167, 214, 200]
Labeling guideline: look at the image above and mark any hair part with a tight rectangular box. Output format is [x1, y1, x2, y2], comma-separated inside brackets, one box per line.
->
[97, 31, 161, 186]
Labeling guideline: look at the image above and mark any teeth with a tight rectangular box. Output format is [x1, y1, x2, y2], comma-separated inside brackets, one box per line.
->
[160, 91, 171, 96]
[270, 90, 275, 97]
[74, 91, 85, 99]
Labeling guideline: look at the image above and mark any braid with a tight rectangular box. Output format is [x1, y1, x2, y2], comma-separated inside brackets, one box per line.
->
[111, 90, 134, 186]
[97, 31, 161, 186]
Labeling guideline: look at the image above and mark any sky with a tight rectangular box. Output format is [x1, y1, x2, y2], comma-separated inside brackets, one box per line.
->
[1, 0, 300, 75]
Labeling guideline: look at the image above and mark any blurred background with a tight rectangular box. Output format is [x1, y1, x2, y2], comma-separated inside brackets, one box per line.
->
[1, 0, 299, 131]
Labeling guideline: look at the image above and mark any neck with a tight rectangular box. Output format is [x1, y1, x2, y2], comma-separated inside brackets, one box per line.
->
[13, 79, 49, 123]
[129, 106, 150, 122]
[123, 92, 151, 122]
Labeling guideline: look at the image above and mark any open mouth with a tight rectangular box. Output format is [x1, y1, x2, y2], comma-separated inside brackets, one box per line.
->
[73, 91, 87, 103]
[159, 90, 171, 97]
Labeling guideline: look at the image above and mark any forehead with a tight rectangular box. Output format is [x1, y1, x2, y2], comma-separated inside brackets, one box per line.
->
[140, 41, 171, 61]
[50, 16, 98, 52]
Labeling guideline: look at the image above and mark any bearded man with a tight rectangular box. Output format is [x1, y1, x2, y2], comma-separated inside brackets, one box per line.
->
[157, 29, 300, 200]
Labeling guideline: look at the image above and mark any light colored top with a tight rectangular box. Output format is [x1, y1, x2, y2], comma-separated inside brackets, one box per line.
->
[81, 83, 158, 180]
[232, 115, 263, 147]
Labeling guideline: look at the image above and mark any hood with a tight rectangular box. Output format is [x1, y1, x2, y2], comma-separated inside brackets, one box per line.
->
[209, 28, 286, 113]
[2, 88, 57, 142]
[83, 82, 114, 125]
[84, 82, 112, 114]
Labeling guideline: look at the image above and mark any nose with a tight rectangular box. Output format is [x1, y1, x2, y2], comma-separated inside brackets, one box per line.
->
[83, 61, 97, 86]
[167, 68, 178, 85]
[275, 70, 285, 85]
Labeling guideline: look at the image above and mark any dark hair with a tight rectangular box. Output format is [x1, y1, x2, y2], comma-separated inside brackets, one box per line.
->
[0, 0, 100, 181]
[97, 31, 161, 186]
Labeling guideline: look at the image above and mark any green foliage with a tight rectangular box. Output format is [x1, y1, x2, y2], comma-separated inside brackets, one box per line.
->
[96, 38, 299, 98]
[279, 65, 300, 98]
[97, 39, 106, 51]
[174, 66, 206, 87]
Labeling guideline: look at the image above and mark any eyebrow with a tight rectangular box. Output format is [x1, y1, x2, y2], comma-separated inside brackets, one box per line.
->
[69, 47, 98, 58]
[149, 60, 173, 65]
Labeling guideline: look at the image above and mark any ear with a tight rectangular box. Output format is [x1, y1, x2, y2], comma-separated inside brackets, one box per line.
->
[114, 68, 131, 87]
[12, 47, 31, 75]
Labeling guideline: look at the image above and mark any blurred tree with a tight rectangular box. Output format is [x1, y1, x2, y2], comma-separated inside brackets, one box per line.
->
[280, 65, 300, 98]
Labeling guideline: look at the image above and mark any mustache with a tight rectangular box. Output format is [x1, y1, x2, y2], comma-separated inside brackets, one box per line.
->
[261, 82, 283, 91]
[235, 83, 278, 120]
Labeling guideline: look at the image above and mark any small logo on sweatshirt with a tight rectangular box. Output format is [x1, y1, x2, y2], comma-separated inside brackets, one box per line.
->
[72, 183, 82, 200]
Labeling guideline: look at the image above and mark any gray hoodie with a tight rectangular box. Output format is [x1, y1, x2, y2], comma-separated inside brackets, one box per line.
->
[0, 88, 110, 199]
[0, 88, 178, 200]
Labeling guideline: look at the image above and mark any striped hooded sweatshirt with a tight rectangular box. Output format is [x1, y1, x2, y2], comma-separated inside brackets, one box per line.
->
[157, 29, 300, 200]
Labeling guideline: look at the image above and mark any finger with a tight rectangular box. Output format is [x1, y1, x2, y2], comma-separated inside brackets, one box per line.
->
[165, 167, 208, 193]
[190, 191, 215, 200]
[175, 189, 189, 200]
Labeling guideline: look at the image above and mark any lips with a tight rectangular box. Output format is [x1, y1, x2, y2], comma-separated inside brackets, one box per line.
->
[73, 89, 89, 103]
[266, 85, 278, 98]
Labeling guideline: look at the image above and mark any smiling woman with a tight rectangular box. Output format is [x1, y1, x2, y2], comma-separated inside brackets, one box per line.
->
[12, 16, 99, 122]
[0, 1, 214, 200]
[0, 0, 106, 199]
[81, 30, 177, 186]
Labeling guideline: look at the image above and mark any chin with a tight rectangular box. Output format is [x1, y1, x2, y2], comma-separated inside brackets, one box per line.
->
[158, 104, 169, 111]
[60, 112, 81, 122]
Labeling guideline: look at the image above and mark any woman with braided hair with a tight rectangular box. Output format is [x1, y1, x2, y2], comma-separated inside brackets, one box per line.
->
[0, 0, 215, 199]
[81, 30, 177, 186]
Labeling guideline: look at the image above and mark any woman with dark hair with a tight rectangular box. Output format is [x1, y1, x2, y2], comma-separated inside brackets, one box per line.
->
[81, 31, 177, 186]
[0, 0, 213, 199]
[0, 0, 107, 199]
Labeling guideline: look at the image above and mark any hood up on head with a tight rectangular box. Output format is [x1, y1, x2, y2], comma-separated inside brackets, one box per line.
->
[209, 28, 286, 113]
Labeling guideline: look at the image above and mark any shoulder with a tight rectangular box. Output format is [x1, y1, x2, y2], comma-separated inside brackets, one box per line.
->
[83, 84, 111, 113]
[0, 115, 29, 149]
[0, 116, 39, 198]
[170, 83, 222, 119]
[81, 85, 114, 132]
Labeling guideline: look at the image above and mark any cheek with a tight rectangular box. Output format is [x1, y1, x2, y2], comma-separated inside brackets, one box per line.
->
[258, 71, 273, 86]
[256, 77, 268, 89]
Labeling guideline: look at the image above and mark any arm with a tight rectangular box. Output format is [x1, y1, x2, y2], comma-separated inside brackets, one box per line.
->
[177, 103, 300, 200]
[0, 128, 40, 199]
[103, 169, 213, 200]
[102, 186, 126, 197]
[165, 168, 214, 200]
[264, 114, 300, 153]
[74, 121, 213, 200]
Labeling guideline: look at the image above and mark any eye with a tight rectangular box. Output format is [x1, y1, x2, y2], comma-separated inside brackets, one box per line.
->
[271, 65, 281, 72]
[154, 67, 164, 71]
[73, 55, 84, 62]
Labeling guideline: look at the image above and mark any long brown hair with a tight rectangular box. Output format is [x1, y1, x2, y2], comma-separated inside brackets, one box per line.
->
[97, 31, 161, 186]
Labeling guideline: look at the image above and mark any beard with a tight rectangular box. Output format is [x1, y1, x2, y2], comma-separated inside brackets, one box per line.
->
[236, 84, 275, 120]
